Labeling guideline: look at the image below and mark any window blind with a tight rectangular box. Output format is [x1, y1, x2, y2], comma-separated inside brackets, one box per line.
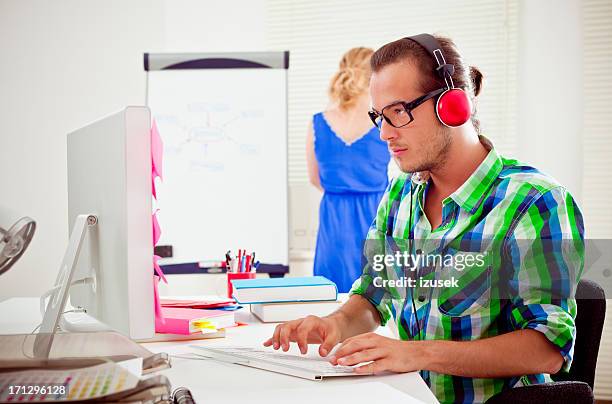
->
[582, 0, 612, 239]
[583, 0, 612, 399]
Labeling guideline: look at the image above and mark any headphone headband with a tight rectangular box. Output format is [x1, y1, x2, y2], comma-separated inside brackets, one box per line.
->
[402, 33, 472, 128]
[404, 33, 455, 90]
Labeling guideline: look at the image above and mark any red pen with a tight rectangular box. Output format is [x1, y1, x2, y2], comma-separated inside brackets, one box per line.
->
[245, 255, 251, 272]
[237, 249, 242, 273]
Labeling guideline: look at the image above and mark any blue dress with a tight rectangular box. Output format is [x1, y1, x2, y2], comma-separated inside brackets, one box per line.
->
[312, 112, 390, 292]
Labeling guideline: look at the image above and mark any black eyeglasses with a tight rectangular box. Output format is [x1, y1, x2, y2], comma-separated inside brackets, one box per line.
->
[368, 88, 446, 129]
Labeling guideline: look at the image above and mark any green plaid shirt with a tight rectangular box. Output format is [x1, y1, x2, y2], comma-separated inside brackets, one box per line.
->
[350, 136, 584, 403]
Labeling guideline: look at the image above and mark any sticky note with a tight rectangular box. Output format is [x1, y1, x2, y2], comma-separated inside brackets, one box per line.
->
[154, 255, 167, 284]
[153, 275, 165, 324]
[151, 119, 163, 180]
[152, 210, 161, 246]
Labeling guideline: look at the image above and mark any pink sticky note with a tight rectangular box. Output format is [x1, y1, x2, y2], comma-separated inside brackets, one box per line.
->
[154, 254, 168, 284]
[152, 172, 157, 199]
[152, 209, 161, 246]
[153, 275, 165, 325]
[151, 119, 163, 180]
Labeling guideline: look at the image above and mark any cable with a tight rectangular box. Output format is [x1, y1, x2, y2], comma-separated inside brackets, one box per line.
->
[20, 309, 86, 359]
[407, 182, 422, 340]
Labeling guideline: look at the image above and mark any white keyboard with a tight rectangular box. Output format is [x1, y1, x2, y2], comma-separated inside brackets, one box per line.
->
[190, 346, 365, 380]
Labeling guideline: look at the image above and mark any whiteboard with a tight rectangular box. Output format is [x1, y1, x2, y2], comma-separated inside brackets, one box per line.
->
[146, 54, 288, 268]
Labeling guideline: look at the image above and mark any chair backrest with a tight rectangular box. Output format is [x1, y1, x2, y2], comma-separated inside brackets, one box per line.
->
[552, 279, 606, 389]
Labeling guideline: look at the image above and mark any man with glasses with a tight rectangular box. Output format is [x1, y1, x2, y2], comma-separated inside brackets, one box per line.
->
[264, 34, 583, 403]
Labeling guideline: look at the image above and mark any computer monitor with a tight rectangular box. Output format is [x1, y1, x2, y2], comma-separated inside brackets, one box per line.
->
[38, 107, 155, 343]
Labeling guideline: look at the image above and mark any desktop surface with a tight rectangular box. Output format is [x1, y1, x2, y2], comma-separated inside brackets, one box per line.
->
[0, 297, 439, 404]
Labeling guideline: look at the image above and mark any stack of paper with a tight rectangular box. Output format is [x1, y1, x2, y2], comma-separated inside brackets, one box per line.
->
[155, 307, 235, 335]
[160, 296, 235, 309]
[0, 362, 171, 402]
[0, 331, 170, 374]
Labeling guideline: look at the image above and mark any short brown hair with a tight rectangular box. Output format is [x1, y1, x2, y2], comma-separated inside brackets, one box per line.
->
[328, 47, 374, 109]
[371, 35, 484, 132]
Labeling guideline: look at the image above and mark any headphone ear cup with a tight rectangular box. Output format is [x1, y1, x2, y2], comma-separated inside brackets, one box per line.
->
[436, 88, 472, 127]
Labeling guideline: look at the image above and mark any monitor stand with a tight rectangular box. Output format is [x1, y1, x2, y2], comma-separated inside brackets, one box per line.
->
[34, 214, 107, 358]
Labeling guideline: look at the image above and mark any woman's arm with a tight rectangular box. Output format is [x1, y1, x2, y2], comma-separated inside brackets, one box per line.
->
[306, 121, 323, 191]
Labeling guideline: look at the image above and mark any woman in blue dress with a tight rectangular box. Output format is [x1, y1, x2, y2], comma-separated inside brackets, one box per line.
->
[306, 47, 390, 292]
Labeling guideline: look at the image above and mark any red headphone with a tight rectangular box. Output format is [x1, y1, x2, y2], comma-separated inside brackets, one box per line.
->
[405, 34, 472, 128]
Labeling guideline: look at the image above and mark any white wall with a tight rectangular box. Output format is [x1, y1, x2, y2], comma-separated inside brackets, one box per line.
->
[516, 0, 583, 202]
[0, 0, 165, 298]
[162, 0, 266, 52]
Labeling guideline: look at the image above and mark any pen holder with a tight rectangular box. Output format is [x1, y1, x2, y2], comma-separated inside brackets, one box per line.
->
[227, 271, 256, 299]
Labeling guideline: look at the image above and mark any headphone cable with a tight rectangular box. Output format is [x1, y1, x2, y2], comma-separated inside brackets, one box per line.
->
[408, 182, 422, 339]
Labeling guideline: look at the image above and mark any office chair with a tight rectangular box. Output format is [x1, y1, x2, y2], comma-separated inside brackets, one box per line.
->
[487, 279, 606, 404]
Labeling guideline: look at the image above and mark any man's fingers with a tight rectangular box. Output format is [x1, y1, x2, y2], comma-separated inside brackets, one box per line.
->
[265, 317, 335, 355]
[353, 358, 391, 375]
[334, 333, 377, 359]
[318, 323, 339, 357]
[340, 331, 375, 345]
[295, 317, 317, 355]
[279, 322, 296, 351]
[336, 348, 385, 366]
[268, 324, 283, 350]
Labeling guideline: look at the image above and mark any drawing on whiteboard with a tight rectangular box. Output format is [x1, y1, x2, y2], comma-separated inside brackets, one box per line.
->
[155, 102, 263, 172]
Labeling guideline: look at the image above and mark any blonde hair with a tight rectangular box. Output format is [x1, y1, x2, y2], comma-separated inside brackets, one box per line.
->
[328, 47, 374, 109]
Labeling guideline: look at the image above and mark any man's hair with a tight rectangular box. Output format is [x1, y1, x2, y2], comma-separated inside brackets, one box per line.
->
[371, 35, 484, 133]
[328, 47, 374, 110]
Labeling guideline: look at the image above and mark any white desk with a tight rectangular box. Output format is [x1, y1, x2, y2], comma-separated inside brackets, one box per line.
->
[0, 298, 439, 404]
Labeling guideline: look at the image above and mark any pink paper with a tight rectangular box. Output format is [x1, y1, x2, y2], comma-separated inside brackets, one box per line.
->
[154, 254, 168, 284]
[152, 209, 161, 246]
[153, 275, 165, 325]
[155, 307, 233, 335]
[151, 119, 163, 180]
[151, 120, 166, 327]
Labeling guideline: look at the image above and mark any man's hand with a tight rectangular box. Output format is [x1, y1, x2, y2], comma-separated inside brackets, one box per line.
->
[329, 329, 565, 378]
[329, 332, 425, 374]
[262, 315, 342, 357]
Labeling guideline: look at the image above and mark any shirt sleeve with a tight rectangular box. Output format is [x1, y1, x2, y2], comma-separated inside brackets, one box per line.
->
[504, 186, 585, 373]
[349, 175, 408, 326]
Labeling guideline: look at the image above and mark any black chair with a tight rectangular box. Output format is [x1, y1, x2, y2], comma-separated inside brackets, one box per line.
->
[486, 279, 606, 404]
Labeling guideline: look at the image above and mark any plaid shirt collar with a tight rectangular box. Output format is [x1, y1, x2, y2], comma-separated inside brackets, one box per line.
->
[412, 135, 503, 214]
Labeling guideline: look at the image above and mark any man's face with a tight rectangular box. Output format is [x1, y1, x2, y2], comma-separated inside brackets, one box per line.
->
[370, 61, 451, 173]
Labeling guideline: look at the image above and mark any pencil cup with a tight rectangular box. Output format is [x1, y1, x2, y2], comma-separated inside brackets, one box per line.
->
[227, 272, 256, 299]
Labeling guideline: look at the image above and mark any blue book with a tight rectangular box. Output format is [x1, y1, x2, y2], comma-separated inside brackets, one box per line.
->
[230, 276, 338, 304]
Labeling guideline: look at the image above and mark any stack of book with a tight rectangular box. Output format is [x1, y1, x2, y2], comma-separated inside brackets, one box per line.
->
[231, 276, 341, 323]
